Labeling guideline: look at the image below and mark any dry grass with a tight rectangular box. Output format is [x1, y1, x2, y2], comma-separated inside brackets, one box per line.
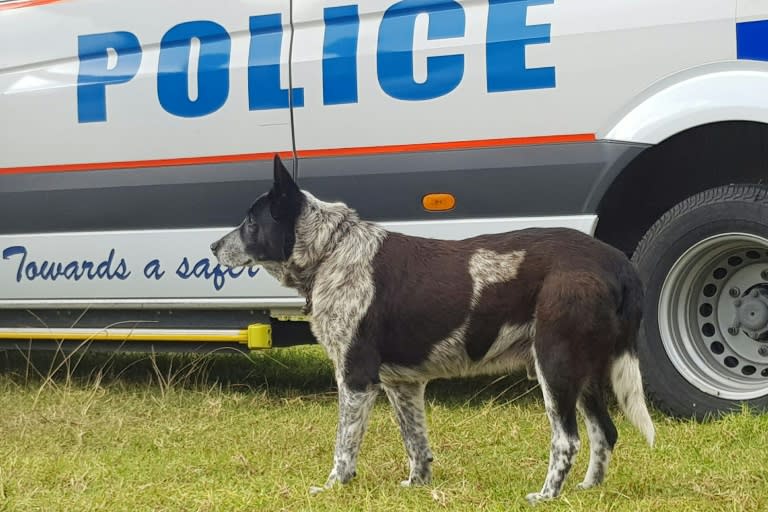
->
[0, 345, 766, 511]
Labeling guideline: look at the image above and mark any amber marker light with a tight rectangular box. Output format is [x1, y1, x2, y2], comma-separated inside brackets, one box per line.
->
[422, 193, 456, 212]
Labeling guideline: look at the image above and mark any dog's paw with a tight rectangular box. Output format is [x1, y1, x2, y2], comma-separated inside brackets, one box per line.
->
[401, 474, 432, 487]
[576, 481, 597, 491]
[309, 479, 337, 496]
[309, 485, 326, 496]
[525, 492, 553, 506]
[399, 478, 429, 487]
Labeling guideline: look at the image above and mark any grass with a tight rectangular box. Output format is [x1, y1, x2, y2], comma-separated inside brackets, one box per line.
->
[0, 345, 766, 512]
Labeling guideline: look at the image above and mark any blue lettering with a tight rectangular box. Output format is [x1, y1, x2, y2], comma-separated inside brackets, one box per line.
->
[64, 261, 80, 280]
[248, 267, 260, 278]
[377, 0, 465, 101]
[176, 258, 191, 278]
[38, 261, 57, 280]
[143, 259, 166, 280]
[1, 246, 129, 282]
[176, 257, 256, 290]
[192, 258, 209, 278]
[4, 246, 28, 283]
[323, 5, 360, 105]
[83, 261, 96, 279]
[25, 262, 38, 281]
[486, 0, 555, 92]
[73, 6, 559, 119]
[248, 14, 304, 110]
[77, 31, 142, 123]
[115, 260, 130, 280]
[157, 21, 231, 117]
[95, 249, 131, 280]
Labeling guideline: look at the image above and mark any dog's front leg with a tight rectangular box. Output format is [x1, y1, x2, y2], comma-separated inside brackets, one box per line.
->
[383, 381, 433, 486]
[310, 382, 379, 495]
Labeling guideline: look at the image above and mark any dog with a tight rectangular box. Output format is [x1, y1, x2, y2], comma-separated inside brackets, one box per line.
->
[210, 155, 655, 505]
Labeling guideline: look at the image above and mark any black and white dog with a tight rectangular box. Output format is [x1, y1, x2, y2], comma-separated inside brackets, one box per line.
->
[211, 155, 655, 505]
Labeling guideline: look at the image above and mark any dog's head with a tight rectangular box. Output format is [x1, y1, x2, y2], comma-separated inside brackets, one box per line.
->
[210, 154, 305, 268]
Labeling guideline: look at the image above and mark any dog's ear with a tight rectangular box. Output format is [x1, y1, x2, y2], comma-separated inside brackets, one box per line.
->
[270, 154, 301, 220]
[272, 154, 298, 194]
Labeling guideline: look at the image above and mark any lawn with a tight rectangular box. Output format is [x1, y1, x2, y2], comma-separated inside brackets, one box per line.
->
[0, 345, 766, 512]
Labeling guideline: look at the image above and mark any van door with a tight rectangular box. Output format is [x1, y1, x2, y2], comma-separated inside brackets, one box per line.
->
[290, 0, 735, 237]
[0, 0, 301, 304]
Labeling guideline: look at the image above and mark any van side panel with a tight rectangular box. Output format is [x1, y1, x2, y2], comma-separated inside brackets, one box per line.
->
[291, 0, 734, 151]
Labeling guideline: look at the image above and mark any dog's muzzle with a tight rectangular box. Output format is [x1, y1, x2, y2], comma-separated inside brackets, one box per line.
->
[210, 228, 252, 267]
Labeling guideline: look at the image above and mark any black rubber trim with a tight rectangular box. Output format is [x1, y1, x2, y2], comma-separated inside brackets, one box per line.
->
[271, 319, 316, 347]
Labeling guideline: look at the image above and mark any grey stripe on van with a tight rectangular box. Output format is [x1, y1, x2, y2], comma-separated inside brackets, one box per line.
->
[0, 142, 647, 234]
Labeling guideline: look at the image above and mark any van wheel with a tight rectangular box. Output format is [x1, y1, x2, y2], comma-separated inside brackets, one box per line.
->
[632, 184, 768, 420]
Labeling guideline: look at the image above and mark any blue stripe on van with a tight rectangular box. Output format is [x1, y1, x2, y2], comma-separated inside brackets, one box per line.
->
[737, 20, 768, 61]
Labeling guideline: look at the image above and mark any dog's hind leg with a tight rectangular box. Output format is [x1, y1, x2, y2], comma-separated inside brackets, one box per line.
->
[310, 382, 379, 495]
[383, 381, 433, 486]
[576, 384, 617, 490]
[526, 347, 581, 506]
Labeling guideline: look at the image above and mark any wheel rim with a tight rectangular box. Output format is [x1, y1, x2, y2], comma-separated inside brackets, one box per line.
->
[658, 233, 768, 400]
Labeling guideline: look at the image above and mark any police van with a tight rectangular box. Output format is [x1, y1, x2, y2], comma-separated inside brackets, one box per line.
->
[2, 0, 768, 419]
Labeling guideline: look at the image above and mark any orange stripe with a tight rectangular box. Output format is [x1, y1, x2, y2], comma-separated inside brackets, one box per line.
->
[0, 151, 295, 175]
[0, 134, 595, 175]
[0, 0, 65, 11]
[296, 134, 595, 158]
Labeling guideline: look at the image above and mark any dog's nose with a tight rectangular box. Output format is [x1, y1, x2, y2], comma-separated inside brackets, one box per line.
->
[210, 240, 221, 253]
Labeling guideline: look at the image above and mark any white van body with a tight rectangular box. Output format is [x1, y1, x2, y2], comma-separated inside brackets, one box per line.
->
[2, 0, 768, 417]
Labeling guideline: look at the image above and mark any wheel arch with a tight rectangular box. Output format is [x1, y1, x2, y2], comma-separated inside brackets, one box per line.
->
[598, 60, 768, 145]
[593, 120, 768, 256]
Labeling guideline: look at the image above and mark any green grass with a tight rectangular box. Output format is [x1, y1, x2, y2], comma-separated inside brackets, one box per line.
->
[0, 345, 766, 511]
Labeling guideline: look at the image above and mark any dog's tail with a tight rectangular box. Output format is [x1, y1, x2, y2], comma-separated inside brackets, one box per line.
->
[610, 263, 655, 447]
[610, 352, 655, 446]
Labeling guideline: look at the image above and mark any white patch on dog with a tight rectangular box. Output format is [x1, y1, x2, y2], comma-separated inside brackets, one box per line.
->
[381, 249, 531, 383]
[483, 322, 536, 362]
[610, 352, 655, 446]
[380, 321, 533, 380]
[468, 249, 525, 306]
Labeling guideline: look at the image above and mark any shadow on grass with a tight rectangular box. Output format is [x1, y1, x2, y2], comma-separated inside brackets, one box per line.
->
[0, 345, 541, 408]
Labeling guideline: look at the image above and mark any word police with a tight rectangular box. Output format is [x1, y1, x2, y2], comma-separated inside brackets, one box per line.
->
[77, 0, 556, 123]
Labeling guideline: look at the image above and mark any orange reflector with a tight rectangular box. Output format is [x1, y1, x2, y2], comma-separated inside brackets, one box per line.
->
[422, 193, 456, 212]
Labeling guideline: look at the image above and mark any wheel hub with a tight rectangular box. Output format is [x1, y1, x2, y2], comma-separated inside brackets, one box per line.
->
[731, 286, 768, 340]
[659, 233, 768, 400]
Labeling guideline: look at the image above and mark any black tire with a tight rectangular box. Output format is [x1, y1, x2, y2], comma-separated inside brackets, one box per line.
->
[632, 184, 768, 420]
